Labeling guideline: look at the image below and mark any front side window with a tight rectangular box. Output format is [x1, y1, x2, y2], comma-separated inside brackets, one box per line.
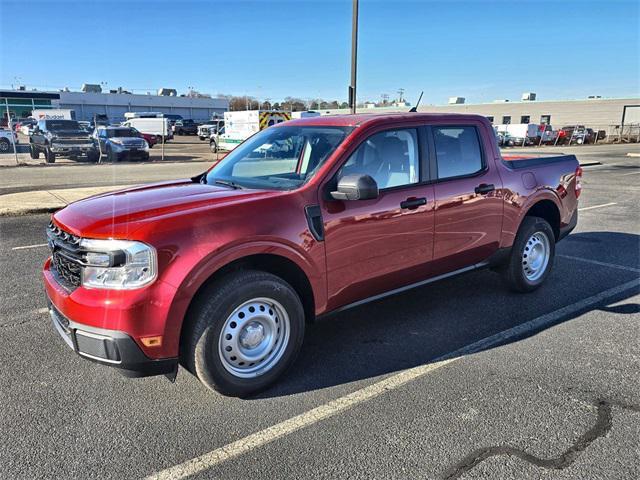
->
[109, 128, 137, 137]
[433, 126, 483, 180]
[339, 129, 419, 189]
[205, 126, 350, 190]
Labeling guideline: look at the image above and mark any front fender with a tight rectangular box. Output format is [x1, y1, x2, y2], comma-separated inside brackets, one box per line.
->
[161, 239, 326, 357]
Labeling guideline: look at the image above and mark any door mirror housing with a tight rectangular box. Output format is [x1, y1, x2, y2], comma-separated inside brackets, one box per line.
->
[330, 174, 379, 201]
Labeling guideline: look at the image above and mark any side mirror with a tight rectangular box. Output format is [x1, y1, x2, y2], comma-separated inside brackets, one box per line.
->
[330, 174, 379, 201]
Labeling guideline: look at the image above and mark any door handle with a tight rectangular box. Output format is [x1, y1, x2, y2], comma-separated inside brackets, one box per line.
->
[400, 197, 427, 210]
[474, 183, 495, 195]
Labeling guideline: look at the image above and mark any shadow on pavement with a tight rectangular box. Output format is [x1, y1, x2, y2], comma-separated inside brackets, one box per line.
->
[256, 231, 640, 399]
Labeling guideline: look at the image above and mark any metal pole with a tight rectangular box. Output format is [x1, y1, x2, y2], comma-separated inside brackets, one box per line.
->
[5, 99, 20, 165]
[349, 0, 359, 114]
[161, 113, 165, 161]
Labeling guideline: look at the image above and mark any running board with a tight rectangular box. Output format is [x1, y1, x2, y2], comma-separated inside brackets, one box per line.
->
[321, 261, 490, 319]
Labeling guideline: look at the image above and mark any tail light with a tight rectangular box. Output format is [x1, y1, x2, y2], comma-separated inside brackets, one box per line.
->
[575, 166, 583, 198]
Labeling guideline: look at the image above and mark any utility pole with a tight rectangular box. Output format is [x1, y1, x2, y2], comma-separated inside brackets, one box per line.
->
[397, 88, 405, 103]
[349, 0, 359, 114]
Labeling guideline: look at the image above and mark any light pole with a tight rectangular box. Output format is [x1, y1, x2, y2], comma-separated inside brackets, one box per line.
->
[349, 0, 359, 114]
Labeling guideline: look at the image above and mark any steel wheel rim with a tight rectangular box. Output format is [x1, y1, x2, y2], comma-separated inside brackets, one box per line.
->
[522, 231, 550, 281]
[218, 297, 290, 378]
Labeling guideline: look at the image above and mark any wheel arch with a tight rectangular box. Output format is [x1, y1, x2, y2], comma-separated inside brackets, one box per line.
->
[522, 198, 561, 241]
[176, 252, 317, 359]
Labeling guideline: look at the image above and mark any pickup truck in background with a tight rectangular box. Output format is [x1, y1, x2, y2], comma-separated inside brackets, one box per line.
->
[30, 119, 99, 163]
[172, 119, 199, 136]
[44, 113, 581, 396]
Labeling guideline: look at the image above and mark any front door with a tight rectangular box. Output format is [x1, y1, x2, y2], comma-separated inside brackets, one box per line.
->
[430, 124, 504, 274]
[321, 127, 435, 310]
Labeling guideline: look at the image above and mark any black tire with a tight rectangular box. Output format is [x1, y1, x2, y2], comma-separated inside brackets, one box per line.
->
[501, 216, 555, 293]
[0, 138, 11, 152]
[45, 147, 56, 163]
[141, 153, 149, 162]
[87, 150, 99, 162]
[209, 139, 218, 153]
[183, 270, 305, 397]
[199, 136, 205, 141]
[29, 143, 39, 159]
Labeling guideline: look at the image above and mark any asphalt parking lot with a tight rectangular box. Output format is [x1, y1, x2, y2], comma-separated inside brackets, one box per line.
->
[1, 149, 639, 479]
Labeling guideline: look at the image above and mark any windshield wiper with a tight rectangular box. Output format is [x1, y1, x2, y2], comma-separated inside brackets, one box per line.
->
[213, 178, 244, 190]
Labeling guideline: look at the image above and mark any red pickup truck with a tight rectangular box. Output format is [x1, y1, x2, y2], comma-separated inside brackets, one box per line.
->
[44, 113, 581, 396]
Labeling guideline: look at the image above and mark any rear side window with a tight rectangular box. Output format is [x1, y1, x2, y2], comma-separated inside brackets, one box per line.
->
[433, 126, 483, 180]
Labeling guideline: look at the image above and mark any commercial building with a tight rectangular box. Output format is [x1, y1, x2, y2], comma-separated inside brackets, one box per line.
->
[325, 96, 640, 132]
[1, 89, 228, 124]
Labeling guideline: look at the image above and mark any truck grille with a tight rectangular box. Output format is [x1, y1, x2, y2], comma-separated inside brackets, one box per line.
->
[54, 137, 92, 145]
[47, 222, 83, 290]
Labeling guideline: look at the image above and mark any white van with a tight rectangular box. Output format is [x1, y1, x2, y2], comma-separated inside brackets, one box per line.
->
[122, 117, 173, 141]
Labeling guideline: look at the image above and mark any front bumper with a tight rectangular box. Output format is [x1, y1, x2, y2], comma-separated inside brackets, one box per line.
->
[51, 144, 96, 154]
[49, 302, 177, 377]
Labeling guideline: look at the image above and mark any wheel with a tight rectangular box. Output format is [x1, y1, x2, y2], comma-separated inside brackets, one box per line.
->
[199, 136, 205, 141]
[87, 150, 99, 162]
[141, 153, 149, 162]
[209, 139, 218, 153]
[576, 137, 584, 145]
[29, 143, 39, 159]
[183, 270, 305, 397]
[45, 147, 56, 163]
[0, 138, 10, 152]
[501, 216, 555, 293]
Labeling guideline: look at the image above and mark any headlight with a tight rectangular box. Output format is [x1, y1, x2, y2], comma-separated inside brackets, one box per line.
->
[79, 239, 157, 289]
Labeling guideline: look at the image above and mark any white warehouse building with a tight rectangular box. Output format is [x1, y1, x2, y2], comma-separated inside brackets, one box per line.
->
[56, 91, 228, 122]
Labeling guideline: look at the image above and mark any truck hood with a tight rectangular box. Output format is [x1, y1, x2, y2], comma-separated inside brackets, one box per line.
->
[53, 180, 276, 237]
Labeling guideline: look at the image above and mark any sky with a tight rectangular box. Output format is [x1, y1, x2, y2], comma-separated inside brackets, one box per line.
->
[1, 0, 639, 105]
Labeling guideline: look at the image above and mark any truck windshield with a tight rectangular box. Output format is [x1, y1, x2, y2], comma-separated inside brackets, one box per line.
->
[205, 126, 351, 190]
[47, 120, 80, 130]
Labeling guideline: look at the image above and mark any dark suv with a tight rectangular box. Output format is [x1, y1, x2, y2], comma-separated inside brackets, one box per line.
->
[173, 119, 198, 135]
[30, 119, 99, 163]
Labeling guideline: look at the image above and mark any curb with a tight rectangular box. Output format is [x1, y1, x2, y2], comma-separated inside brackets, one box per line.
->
[0, 185, 128, 217]
[627, 153, 640, 157]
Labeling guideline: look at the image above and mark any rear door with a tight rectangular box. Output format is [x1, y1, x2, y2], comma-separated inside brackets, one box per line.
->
[429, 123, 504, 274]
[321, 126, 435, 310]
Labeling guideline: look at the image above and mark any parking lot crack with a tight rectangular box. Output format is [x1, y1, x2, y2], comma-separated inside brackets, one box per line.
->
[440, 399, 640, 479]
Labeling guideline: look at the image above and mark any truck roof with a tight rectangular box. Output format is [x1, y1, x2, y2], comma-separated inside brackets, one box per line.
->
[280, 112, 490, 128]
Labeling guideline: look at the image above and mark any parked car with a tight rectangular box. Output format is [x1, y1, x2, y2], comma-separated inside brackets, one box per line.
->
[44, 113, 581, 396]
[29, 119, 98, 163]
[94, 126, 150, 162]
[137, 131, 158, 148]
[198, 120, 225, 140]
[173, 119, 199, 136]
[0, 128, 18, 152]
[558, 126, 595, 145]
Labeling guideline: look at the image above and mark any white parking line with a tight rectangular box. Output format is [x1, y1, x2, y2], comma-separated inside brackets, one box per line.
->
[11, 243, 48, 251]
[558, 254, 640, 273]
[578, 202, 617, 212]
[144, 277, 640, 480]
